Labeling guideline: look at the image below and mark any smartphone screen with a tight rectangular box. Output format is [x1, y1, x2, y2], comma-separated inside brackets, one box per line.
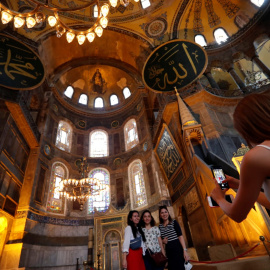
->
[212, 167, 229, 189]
[208, 195, 233, 207]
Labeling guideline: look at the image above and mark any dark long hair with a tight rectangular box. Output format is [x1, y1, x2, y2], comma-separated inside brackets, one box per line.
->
[159, 205, 173, 224]
[127, 210, 146, 242]
[233, 92, 270, 148]
[139, 210, 156, 227]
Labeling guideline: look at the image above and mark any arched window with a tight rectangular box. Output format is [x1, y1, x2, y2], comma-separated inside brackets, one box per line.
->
[110, 94, 119, 106]
[47, 162, 68, 214]
[141, 0, 151, 9]
[214, 28, 229, 44]
[89, 130, 108, 157]
[124, 119, 139, 151]
[93, 5, 98, 18]
[78, 94, 88, 105]
[251, 0, 264, 7]
[195, 34, 207, 47]
[94, 97, 104, 108]
[123, 87, 131, 99]
[56, 120, 72, 152]
[64, 86, 74, 98]
[88, 168, 110, 213]
[128, 159, 147, 208]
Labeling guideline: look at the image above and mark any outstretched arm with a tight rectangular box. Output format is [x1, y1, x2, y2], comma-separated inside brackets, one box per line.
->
[211, 148, 268, 222]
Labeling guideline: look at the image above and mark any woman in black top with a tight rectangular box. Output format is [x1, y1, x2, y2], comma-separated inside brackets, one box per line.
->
[158, 206, 189, 270]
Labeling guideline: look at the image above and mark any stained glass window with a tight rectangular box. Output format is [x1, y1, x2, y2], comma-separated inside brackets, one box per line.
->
[129, 160, 147, 208]
[123, 87, 131, 99]
[88, 168, 110, 214]
[64, 86, 74, 98]
[94, 97, 104, 108]
[79, 94, 88, 105]
[124, 119, 139, 151]
[47, 162, 68, 214]
[214, 28, 229, 44]
[56, 120, 72, 152]
[110, 94, 119, 106]
[89, 130, 108, 157]
[195, 35, 207, 47]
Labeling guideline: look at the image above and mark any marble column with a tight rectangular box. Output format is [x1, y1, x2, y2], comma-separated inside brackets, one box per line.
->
[204, 71, 220, 89]
[252, 55, 270, 79]
[88, 227, 94, 265]
[228, 67, 246, 90]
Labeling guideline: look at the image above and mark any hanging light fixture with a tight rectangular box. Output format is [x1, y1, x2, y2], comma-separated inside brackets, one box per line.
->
[0, 0, 140, 44]
[56, 157, 109, 211]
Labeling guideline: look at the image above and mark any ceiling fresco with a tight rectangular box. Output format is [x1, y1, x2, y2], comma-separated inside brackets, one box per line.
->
[1, 0, 262, 113]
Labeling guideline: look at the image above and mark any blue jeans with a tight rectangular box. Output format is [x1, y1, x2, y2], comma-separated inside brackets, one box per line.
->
[143, 249, 164, 270]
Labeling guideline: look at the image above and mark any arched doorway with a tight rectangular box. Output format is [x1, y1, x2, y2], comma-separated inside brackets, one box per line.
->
[103, 230, 121, 270]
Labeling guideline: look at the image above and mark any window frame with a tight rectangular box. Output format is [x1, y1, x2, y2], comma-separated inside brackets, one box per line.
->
[64, 86, 74, 99]
[78, 94, 88, 105]
[94, 97, 104, 108]
[128, 159, 147, 209]
[55, 120, 73, 152]
[124, 118, 139, 151]
[194, 34, 207, 47]
[89, 129, 109, 157]
[213, 27, 229, 45]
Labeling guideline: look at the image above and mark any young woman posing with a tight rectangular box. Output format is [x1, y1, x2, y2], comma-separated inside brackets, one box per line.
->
[158, 206, 189, 270]
[211, 93, 270, 222]
[139, 210, 166, 270]
[122, 210, 146, 270]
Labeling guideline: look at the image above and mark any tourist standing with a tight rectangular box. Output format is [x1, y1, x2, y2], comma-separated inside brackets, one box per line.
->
[159, 206, 189, 270]
[140, 210, 166, 270]
[122, 210, 146, 270]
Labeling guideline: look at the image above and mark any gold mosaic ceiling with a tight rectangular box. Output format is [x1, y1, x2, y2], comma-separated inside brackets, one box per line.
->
[2, 0, 261, 113]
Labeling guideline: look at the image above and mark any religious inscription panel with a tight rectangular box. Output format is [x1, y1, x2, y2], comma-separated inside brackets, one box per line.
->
[155, 124, 184, 181]
[143, 39, 208, 92]
[0, 34, 45, 90]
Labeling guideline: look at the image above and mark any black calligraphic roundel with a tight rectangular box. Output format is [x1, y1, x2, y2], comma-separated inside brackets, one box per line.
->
[142, 39, 208, 92]
[0, 34, 45, 90]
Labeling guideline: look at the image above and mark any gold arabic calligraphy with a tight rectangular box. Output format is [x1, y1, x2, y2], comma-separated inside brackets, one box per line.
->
[158, 130, 182, 178]
[148, 43, 200, 91]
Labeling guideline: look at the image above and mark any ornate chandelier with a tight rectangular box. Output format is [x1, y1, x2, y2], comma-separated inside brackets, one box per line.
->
[0, 0, 139, 45]
[56, 157, 109, 211]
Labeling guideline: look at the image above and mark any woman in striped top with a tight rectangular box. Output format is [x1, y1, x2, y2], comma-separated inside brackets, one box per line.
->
[158, 205, 189, 270]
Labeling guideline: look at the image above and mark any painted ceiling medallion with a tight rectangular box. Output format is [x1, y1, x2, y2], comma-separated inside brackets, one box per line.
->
[145, 17, 167, 39]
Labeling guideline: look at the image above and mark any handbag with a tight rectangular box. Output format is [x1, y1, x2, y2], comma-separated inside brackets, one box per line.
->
[130, 236, 142, 250]
[147, 248, 168, 267]
[184, 261, 193, 270]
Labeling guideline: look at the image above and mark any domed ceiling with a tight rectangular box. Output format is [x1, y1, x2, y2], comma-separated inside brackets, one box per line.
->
[1, 0, 262, 113]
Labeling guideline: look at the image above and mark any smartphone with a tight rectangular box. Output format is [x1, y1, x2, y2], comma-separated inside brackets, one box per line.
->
[211, 166, 229, 190]
[207, 195, 233, 207]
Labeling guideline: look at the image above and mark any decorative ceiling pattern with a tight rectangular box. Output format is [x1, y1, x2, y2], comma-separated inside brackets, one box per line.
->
[1, 0, 262, 114]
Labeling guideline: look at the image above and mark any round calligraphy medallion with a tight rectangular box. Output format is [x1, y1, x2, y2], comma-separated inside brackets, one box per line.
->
[111, 120, 119, 128]
[114, 158, 122, 167]
[77, 120, 86, 129]
[142, 39, 208, 93]
[0, 34, 45, 90]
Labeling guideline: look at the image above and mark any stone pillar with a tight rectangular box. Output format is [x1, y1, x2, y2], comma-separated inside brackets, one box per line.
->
[252, 55, 270, 79]
[88, 228, 94, 265]
[0, 147, 40, 270]
[228, 67, 246, 90]
[204, 71, 220, 89]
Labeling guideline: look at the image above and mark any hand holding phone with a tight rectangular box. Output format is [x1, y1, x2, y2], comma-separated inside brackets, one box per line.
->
[207, 195, 233, 207]
[211, 166, 229, 190]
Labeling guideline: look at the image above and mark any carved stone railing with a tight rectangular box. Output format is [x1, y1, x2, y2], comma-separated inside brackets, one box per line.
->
[202, 79, 270, 98]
